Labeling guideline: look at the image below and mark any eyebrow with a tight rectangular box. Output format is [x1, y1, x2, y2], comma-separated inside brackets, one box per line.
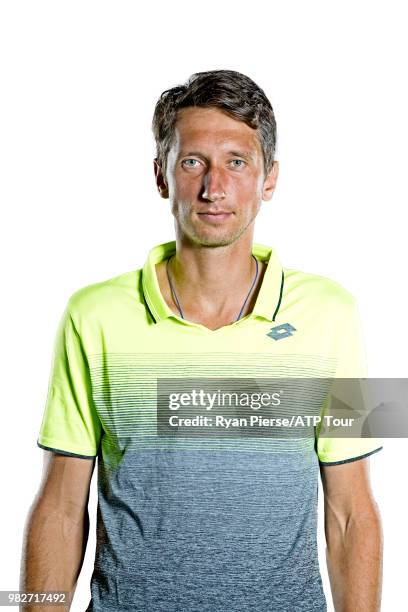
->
[228, 150, 256, 161]
[179, 150, 256, 161]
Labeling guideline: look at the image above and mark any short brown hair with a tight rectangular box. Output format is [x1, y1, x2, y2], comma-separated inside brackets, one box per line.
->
[152, 69, 277, 177]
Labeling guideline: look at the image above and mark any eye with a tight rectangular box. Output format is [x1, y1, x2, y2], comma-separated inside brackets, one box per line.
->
[182, 159, 201, 168]
[229, 159, 246, 169]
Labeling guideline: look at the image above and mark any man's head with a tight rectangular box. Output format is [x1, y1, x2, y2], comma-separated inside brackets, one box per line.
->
[152, 70, 279, 248]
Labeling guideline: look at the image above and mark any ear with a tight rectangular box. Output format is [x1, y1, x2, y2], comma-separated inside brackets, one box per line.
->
[262, 160, 279, 201]
[153, 158, 169, 199]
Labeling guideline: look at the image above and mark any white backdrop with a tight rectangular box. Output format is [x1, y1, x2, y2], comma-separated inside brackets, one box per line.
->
[1, 1, 406, 610]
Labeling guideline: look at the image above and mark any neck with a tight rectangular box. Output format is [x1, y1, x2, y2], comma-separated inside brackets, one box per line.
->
[156, 235, 266, 327]
[171, 246, 254, 302]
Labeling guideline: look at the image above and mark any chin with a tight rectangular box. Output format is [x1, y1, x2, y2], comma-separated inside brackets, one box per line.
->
[177, 218, 247, 248]
[190, 229, 244, 248]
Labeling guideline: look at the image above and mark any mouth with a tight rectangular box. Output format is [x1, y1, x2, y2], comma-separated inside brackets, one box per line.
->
[197, 211, 234, 222]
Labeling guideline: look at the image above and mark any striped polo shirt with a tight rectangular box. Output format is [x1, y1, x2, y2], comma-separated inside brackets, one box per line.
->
[37, 240, 382, 612]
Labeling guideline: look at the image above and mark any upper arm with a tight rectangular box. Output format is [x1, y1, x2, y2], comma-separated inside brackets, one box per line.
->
[320, 458, 380, 534]
[37, 300, 102, 459]
[35, 450, 96, 523]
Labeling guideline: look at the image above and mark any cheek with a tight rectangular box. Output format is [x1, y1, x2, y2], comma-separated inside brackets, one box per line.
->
[235, 174, 263, 200]
[169, 182, 196, 215]
[171, 172, 201, 198]
[251, 173, 266, 201]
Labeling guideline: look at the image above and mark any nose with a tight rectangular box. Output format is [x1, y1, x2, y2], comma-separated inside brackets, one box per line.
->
[202, 169, 226, 202]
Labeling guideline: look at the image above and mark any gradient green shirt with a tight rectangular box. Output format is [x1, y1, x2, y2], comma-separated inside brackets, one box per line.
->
[37, 240, 382, 611]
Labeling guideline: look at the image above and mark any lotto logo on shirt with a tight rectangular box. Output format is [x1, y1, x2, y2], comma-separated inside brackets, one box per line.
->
[267, 323, 297, 340]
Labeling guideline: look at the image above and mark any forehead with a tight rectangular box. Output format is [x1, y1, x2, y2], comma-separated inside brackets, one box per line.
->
[172, 107, 261, 153]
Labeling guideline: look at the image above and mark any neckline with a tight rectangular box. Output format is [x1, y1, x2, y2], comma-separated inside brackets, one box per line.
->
[142, 240, 284, 334]
[165, 253, 260, 327]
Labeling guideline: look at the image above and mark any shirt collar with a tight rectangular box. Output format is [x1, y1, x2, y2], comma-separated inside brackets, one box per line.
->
[142, 240, 284, 324]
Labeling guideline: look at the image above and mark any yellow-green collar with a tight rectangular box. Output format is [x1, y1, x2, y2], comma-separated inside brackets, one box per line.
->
[142, 240, 284, 324]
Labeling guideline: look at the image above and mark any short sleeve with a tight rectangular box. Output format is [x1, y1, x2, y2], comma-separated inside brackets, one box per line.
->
[316, 295, 383, 465]
[37, 300, 102, 458]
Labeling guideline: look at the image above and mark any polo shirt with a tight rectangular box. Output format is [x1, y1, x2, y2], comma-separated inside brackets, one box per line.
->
[37, 240, 382, 612]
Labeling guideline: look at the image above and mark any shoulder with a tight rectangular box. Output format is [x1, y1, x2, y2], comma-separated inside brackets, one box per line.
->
[65, 267, 143, 323]
[283, 267, 358, 316]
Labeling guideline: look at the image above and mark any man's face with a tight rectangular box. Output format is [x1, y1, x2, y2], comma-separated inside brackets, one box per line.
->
[154, 107, 278, 248]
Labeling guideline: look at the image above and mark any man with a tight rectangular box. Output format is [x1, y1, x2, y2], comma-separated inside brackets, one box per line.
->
[21, 70, 383, 611]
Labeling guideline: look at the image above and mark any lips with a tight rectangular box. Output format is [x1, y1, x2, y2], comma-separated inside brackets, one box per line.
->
[197, 211, 232, 215]
[197, 211, 233, 222]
